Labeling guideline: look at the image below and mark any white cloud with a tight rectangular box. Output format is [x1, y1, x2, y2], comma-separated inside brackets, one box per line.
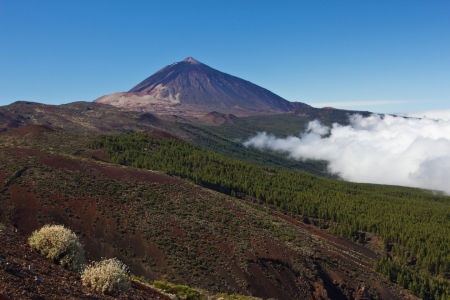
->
[400, 109, 450, 121]
[243, 113, 450, 194]
[308, 100, 413, 108]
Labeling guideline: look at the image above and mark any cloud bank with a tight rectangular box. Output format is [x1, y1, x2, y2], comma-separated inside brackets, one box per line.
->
[399, 109, 450, 121]
[309, 100, 412, 108]
[243, 113, 450, 194]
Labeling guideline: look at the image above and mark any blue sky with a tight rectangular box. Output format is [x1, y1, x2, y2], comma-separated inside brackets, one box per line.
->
[1, 0, 449, 114]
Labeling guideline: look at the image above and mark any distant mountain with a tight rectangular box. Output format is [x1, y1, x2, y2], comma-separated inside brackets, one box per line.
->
[95, 57, 309, 117]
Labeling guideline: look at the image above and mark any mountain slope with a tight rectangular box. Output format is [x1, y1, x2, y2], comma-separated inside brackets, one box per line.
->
[0, 101, 332, 177]
[95, 57, 307, 117]
[0, 126, 418, 299]
[0, 226, 173, 300]
[200, 106, 372, 141]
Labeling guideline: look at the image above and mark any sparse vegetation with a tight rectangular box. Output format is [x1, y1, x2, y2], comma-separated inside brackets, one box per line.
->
[89, 132, 450, 299]
[0, 223, 6, 231]
[91, 133, 450, 274]
[28, 224, 85, 272]
[3, 126, 450, 299]
[153, 280, 202, 300]
[215, 294, 265, 300]
[82, 258, 130, 297]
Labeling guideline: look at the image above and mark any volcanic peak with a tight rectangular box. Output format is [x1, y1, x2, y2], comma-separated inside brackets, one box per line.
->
[94, 57, 309, 117]
[182, 56, 201, 64]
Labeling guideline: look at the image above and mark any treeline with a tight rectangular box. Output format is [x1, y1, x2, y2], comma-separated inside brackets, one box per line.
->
[181, 124, 330, 177]
[375, 257, 450, 300]
[89, 133, 450, 298]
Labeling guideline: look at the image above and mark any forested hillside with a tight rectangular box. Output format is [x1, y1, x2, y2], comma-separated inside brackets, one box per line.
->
[1, 126, 416, 299]
[200, 107, 372, 141]
[0, 101, 331, 176]
[90, 132, 450, 299]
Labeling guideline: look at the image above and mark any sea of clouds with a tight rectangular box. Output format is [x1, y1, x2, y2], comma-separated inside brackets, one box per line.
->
[243, 109, 450, 194]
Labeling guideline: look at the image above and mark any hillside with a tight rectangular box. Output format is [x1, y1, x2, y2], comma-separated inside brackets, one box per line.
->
[200, 106, 372, 141]
[0, 226, 173, 299]
[0, 125, 425, 299]
[0, 101, 174, 136]
[0, 101, 333, 177]
[94, 57, 307, 117]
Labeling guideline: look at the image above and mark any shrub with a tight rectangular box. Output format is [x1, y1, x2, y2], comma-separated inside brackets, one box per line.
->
[215, 294, 264, 300]
[82, 258, 130, 297]
[153, 281, 202, 300]
[0, 223, 6, 231]
[28, 224, 85, 272]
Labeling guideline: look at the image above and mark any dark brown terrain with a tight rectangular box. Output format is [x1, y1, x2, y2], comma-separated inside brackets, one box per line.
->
[0, 101, 173, 136]
[94, 57, 309, 117]
[198, 112, 241, 126]
[0, 125, 417, 300]
[0, 100, 361, 178]
[0, 227, 173, 300]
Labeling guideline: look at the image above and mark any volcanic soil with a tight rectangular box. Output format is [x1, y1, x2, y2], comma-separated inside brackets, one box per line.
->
[0, 226, 172, 300]
[0, 126, 418, 300]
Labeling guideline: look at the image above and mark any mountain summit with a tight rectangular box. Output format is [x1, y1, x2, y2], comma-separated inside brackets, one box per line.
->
[94, 57, 308, 117]
[182, 56, 201, 64]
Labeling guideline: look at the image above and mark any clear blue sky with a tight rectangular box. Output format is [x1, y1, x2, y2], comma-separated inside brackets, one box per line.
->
[1, 0, 449, 114]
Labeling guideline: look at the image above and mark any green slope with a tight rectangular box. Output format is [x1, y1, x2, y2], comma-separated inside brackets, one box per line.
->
[89, 132, 450, 299]
[200, 107, 372, 141]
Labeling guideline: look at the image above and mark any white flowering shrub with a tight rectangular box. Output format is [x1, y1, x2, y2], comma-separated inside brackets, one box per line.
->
[28, 224, 85, 272]
[82, 258, 130, 297]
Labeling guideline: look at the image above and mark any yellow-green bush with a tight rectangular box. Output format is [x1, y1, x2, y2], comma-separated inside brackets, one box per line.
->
[28, 224, 84, 272]
[215, 294, 264, 300]
[153, 281, 202, 300]
[0, 223, 6, 231]
[82, 258, 130, 297]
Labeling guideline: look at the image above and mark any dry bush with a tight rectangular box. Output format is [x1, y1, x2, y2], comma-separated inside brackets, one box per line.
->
[82, 258, 130, 297]
[28, 224, 85, 272]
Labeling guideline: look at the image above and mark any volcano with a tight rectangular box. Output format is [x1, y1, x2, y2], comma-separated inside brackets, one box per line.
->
[94, 57, 309, 117]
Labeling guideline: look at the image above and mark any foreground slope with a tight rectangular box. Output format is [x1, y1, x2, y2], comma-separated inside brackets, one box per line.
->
[95, 57, 306, 117]
[0, 126, 419, 299]
[0, 227, 172, 299]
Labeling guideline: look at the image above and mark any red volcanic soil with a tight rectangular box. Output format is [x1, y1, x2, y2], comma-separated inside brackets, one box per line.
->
[0, 227, 172, 300]
[2, 147, 181, 186]
[0, 125, 58, 136]
[3, 148, 43, 156]
[39, 152, 181, 184]
[41, 156, 86, 172]
[142, 130, 179, 140]
[0, 148, 414, 299]
[199, 112, 240, 125]
[274, 212, 379, 261]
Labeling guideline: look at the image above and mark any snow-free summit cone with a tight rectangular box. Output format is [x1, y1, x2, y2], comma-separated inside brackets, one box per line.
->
[182, 56, 201, 64]
[94, 57, 309, 117]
